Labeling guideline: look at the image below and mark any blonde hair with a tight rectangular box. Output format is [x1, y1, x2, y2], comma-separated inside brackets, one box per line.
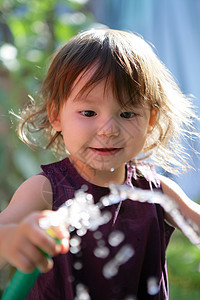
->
[17, 28, 198, 174]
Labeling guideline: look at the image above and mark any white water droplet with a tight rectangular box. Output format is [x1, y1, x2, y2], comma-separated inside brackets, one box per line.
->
[110, 167, 115, 172]
[108, 230, 124, 247]
[103, 244, 134, 278]
[124, 296, 137, 300]
[81, 184, 88, 192]
[77, 228, 87, 236]
[70, 246, 81, 254]
[70, 236, 81, 247]
[93, 231, 103, 240]
[147, 277, 159, 295]
[75, 283, 91, 300]
[70, 236, 81, 254]
[97, 239, 105, 247]
[103, 262, 118, 279]
[115, 245, 135, 264]
[94, 246, 109, 258]
[74, 261, 83, 270]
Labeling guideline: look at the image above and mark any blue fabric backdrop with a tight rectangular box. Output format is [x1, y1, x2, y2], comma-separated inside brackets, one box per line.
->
[89, 0, 200, 200]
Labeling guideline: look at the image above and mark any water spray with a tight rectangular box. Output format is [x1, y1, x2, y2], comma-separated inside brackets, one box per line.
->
[1, 184, 200, 300]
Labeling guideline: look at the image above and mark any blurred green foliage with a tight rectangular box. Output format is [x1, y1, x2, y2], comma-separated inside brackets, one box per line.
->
[0, 0, 94, 211]
[167, 230, 200, 299]
[0, 1, 200, 298]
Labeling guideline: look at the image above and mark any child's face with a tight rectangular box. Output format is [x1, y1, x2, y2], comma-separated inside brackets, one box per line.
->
[52, 68, 156, 179]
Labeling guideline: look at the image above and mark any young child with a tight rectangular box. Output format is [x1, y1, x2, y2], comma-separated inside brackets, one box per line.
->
[0, 28, 200, 300]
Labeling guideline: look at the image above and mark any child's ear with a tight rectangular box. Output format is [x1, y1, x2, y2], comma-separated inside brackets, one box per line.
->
[48, 104, 62, 132]
[148, 107, 158, 132]
[51, 115, 62, 132]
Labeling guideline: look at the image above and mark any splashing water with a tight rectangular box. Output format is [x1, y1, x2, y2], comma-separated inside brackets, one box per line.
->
[70, 236, 82, 254]
[93, 231, 103, 240]
[147, 277, 159, 295]
[39, 182, 200, 297]
[73, 261, 83, 271]
[75, 283, 91, 300]
[40, 183, 200, 249]
[94, 245, 110, 259]
[108, 230, 125, 247]
[3, 183, 200, 300]
[103, 245, 135, 279]
[124, 296, 137, 300]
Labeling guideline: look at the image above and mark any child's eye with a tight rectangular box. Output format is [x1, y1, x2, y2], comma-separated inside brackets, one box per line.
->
[80, 110, 97, 117]
[120, 112, 136, 119]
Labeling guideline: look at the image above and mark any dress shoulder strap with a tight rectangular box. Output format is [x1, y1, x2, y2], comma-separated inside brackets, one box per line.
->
[125, 161, 161, 191]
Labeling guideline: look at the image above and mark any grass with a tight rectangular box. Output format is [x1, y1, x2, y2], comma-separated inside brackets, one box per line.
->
[167, 230, 200, 299]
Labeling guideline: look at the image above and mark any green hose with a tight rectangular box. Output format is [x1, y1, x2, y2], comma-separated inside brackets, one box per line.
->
[1, 233, 61, 300]
[1, 268, 41, 300]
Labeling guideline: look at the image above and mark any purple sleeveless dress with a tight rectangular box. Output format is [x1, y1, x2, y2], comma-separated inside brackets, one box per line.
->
[26, 158, 174, 300]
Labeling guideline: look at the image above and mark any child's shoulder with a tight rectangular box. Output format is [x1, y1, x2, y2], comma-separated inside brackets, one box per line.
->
[0, 175, 52, 224]
[17, 175, 53, 210]
[158, 174, 200, 229]
[158, 174, 186, 200]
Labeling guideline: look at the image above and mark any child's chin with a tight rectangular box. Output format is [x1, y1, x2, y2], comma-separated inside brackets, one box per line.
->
[89, 162, 115, 172]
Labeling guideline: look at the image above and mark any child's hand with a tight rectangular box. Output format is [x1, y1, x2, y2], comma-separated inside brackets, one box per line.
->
[0, 211, 70, 273]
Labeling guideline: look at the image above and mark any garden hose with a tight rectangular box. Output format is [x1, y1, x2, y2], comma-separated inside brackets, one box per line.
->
[1, 228, 61, 300]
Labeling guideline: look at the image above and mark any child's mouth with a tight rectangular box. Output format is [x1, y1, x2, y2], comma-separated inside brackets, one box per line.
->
[89, 147, 122, 156]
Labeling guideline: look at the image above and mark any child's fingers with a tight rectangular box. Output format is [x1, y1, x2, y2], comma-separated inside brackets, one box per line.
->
[37, 258, 54, 273]
[60, 237, 70, 254]
[19, 240, 54, 273]
[15, 251, 53, 273]
[12, 252, 35, 273]
[6, 236, 54, 273]
[1, 211, 70, 272]
[28, 226, 59, 257]
[4, 247, 35, 273]
[36, 210, 70, 254]
[39, 210, 70, 240]
[20, 212, 64, 256]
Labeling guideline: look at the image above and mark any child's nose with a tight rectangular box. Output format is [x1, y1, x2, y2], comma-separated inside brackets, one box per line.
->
[97, 118, 120, 138]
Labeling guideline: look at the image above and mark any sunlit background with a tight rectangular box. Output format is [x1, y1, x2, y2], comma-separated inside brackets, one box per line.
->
[0, 0, 200, 298]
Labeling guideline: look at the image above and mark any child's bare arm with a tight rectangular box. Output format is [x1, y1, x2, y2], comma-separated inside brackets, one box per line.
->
[0, 175, 69, 272]
[0, 175, 52, 224]
[159, 175, 200, 230]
